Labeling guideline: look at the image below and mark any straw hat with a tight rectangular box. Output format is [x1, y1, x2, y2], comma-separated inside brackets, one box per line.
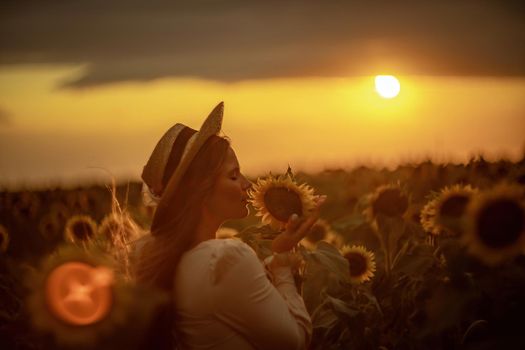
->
[141, 102, 224, 209]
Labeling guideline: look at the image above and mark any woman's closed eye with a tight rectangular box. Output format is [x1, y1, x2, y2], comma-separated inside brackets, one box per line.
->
[229, 169, 240, 181]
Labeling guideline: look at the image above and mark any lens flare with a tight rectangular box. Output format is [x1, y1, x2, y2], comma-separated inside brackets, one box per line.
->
[44, 262, 114, 326]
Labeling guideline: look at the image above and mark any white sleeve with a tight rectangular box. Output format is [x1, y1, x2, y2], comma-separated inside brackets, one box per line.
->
[211, 240, 312, 350]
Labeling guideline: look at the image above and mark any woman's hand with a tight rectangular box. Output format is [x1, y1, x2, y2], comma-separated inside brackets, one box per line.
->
[265, 250, 304, 270]
[271, 195, 327, 253]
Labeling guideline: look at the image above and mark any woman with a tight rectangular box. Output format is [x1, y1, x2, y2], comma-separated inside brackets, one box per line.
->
[134, 102, 324, 349]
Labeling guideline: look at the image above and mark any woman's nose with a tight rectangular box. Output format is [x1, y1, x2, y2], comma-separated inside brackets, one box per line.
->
[242, 177, 253, 191]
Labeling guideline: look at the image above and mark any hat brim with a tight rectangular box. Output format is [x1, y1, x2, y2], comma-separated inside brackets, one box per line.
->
[155, 101, 224, 216]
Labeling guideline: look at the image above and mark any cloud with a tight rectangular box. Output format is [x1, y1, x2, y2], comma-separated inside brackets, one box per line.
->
[1, 0, 524, 88]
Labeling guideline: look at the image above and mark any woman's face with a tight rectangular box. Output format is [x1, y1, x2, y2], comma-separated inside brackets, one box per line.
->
[204, 147, 252, 222]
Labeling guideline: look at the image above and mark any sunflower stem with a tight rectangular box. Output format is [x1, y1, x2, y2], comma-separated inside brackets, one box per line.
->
[384, 230, 391, 277]
[376, 216, 392, 278]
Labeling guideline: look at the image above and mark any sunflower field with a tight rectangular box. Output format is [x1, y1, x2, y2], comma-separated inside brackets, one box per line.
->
[1, 155, 525, 349]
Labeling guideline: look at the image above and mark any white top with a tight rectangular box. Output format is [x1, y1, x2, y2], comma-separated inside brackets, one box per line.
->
[173, 238, 312, 350]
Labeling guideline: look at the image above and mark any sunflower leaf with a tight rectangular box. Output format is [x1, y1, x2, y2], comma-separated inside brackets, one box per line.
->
[302, 241, 351, 312]
[392, 243, 436, 276]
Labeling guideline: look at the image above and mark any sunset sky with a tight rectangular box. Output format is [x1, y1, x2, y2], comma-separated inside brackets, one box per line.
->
[1, 1, 524, 188]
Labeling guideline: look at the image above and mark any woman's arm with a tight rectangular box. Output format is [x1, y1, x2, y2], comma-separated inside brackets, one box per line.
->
[211, 240, 312, 350]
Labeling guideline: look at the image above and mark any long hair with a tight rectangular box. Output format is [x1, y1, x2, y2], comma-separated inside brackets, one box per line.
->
[134, 133, 230, 349]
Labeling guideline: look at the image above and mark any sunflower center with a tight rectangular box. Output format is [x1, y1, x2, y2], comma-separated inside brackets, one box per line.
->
[306, 223, 326, 243]
[440, 195, 469, 218]
[41, 223, 56, 240]
[373, 189, 408, 217]
[53, 207, 69, 223]
[263, 187, 303, 222]
[476, 199, 525, 248]
[17, 204, 31, 216]
[72, 221, 95, 241]
[344, 252, 368, 277]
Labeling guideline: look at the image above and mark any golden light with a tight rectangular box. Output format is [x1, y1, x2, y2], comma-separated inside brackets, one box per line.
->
[375, 75, 401, 99]
[44, 262, 114, 326]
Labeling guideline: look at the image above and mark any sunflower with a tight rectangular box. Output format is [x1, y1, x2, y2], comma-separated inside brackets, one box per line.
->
[0, 224, 9, 253]
[249, 170, 317, 230]
[50, 202, 71, 225]
[300, 219, 343, 250]
[462, 184, 525, 266]
[25, 244, 164, 347]
[65, 190, 98, 214]
[340, 245, 376, 284]
[38, 213, 62, 241]
[364, 183, 410, 222]
[420, 184, 478, 237]
[98, 212, 141, 245]
[12, 191, 41, 220]
[64, 215, 98, 245]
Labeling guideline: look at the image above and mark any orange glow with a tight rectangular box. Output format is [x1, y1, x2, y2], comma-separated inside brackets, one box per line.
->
[1, 65, 524, 187]
[45, 262, 114, 326]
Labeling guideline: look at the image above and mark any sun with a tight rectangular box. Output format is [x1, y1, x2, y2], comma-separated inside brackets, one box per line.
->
[375, 75, 400, 99]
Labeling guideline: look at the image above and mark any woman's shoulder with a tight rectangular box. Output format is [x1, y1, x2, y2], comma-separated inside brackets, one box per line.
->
[190, 237, 252, 255]
[216, 237, 253, 252]
[208, 238, 259, 284]
[211, 238, 256, 265]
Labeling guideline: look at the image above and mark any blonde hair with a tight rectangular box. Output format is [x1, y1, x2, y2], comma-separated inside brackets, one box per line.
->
[134, 134, 230, 291]
[133, 134, 230, 349]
